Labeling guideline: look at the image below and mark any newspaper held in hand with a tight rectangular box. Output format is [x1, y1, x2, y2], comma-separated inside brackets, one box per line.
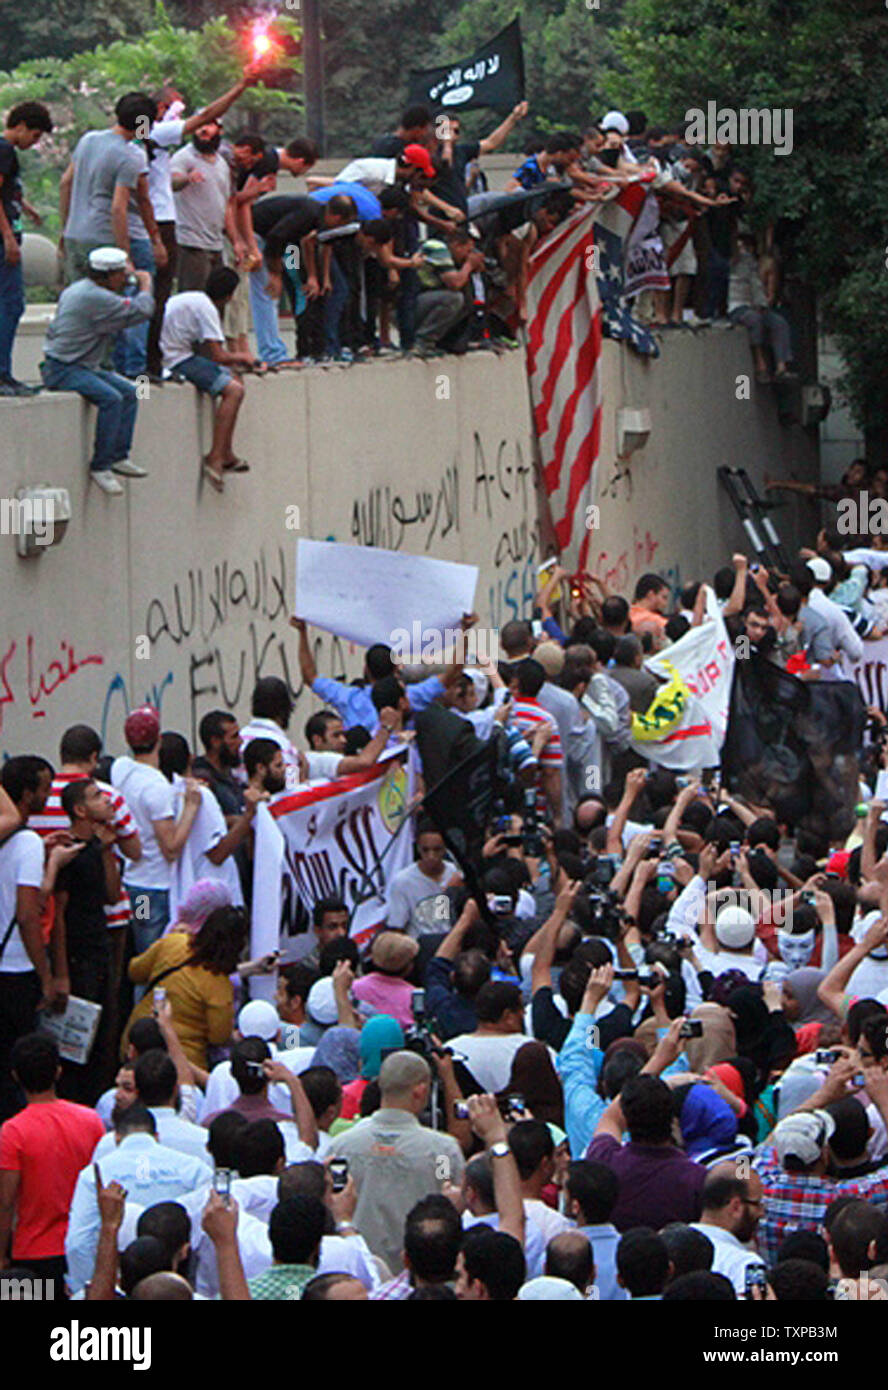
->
[38, 995, 102, 1064]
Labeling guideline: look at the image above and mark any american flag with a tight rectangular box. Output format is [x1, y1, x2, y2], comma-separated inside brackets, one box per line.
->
[524, 175, 658, 570]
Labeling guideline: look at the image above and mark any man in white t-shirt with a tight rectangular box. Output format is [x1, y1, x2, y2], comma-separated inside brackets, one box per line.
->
[303, 709, 397, 782]
[111, 706, 201, 955]
[385, 823, 461, 937]
[142, 73, 259, 376]
[0, 756, 57, 1120]
[448, 982, 531, 1093]
[161, 266, 257, 492]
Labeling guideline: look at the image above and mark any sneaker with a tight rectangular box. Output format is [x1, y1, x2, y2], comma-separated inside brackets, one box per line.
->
[91, 471, 124, 496]
[0, 376, 38, 396]
[112, 459, 148, 478]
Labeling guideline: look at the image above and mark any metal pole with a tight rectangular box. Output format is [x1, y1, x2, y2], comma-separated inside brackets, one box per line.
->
[302, 0, 325, 155]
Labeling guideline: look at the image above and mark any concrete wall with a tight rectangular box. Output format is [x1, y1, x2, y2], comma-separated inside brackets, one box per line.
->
[0, 329, 817, 762]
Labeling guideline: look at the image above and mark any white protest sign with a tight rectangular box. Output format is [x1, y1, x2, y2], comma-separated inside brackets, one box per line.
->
[39, 996, 102, 1064]
[839, 634, 888, 713]
[251, 749, 415, 993]
[295, 539, 478, 648]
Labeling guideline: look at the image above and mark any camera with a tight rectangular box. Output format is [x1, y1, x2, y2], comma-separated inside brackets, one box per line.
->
[587, 854, 618, 888]
[521, 787, 545, 857]
[411, 989, 426, 1023]
[244, 1060, 266, 1077]
[679, 1020, 703, 1039]
[213, 1168, 232, 1200]
[800, 890, 817, 906]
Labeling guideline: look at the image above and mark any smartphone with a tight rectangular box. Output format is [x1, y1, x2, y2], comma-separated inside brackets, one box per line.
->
[679, 1020, 704, 1039]
[488, 894, 513, 915]
[729, 841, 741, 857]
[213, 1168, 232, 1202]
[800, 890, 817, 906]
[744, 1265, 768, 1298]
[453, 1101, 471, 1120]
[411, 989, 426, 1022]
[329, 1158, 349, 1193]
[814, 1048, 839, 1066]
[504, 1093, 527, 1118]
[244, 1060, 266, 1077]
[852, 1072, 866, 1088]
[153, 987, 166, 1008]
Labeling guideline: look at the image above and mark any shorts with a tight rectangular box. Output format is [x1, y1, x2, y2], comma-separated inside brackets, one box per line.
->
[660, 221, 698, 277]
[171, 354, 232, 396]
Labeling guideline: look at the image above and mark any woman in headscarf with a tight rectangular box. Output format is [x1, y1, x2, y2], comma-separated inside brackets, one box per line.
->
[339, 1015, 404, 1119]
[673, 1081, 739, 1161]
[312, 1026, 362, 1083]
[163, 878, 232, 936]
[781, 968, 834, 1054]
[684, 1003, 737, 1073]
[502, 1041, 564, 1127]
[725, 984, 797, 1090]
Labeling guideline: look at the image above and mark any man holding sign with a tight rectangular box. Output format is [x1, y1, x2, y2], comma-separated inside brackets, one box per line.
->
[291, 612, 479, 734]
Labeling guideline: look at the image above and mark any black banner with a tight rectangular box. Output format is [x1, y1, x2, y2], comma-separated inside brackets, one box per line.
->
[722, 654, 866, 841]
[407, 18, 525, 114]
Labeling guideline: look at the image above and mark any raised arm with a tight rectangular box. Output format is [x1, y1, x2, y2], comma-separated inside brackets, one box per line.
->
[468, 1094, 524, 1246]
[289, 616, 318, 688]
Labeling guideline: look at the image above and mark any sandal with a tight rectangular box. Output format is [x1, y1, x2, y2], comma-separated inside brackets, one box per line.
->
[202, 458, 225, 492]
[223, 458, 250, 473]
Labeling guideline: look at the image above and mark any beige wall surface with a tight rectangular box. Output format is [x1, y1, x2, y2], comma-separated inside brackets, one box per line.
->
[0, 330, 815, 762]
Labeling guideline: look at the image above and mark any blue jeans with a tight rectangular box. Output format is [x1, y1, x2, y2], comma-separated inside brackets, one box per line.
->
[128, 886, 170, 999]
[112, 237, 155, 377]
[0, 238, 25, 379]
[705, 248, 730, 318]
[40, 358, 139, 471]
[248, 236, 290, 363]
[323, 252, 349, 355]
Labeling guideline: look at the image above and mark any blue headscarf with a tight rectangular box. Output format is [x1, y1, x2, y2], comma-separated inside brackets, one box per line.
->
[312, 1027, 361, 1082]
[679, 1082, 738, 1159]
[359, 1015, 404, 1079]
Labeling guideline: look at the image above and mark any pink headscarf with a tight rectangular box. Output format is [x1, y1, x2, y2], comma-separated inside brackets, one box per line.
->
[165, 879, 232, 936]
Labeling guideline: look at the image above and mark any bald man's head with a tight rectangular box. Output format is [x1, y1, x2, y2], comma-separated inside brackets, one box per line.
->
[544, 1231, 595, 1293]
[701, 1162, 762, 1244]
[130, 1271, 193, 1301]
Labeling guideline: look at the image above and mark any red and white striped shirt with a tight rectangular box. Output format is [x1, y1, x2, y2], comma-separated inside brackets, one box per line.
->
[31, 774, 136, 928]
[510, 695, 562, 816]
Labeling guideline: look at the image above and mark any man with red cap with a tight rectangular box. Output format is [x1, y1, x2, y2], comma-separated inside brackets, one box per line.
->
[110, 707, 202, 955]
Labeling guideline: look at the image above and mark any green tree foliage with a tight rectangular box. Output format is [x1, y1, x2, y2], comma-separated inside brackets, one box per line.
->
[0, 4, 302, 233]
[430, 0, 625, 145]
[320, 0, 451, 156]
[0, 0, 155, 72]
[603, 0, 888, 438]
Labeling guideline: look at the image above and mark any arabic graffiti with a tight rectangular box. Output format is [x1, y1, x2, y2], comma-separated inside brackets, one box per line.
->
[350, 463, 459, 552]
[0, 633, 105, 732]
[141, 545, 351, 748]
[590, 526, 661, 593]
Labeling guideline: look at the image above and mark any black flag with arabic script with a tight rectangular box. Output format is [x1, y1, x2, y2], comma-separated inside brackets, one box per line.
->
[407, 19, 525, 114]
[721, 653, 866, 841]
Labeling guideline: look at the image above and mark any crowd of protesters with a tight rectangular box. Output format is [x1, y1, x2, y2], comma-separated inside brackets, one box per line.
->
[3, 485, 888, 1303]
[0, 78, 793, 492]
